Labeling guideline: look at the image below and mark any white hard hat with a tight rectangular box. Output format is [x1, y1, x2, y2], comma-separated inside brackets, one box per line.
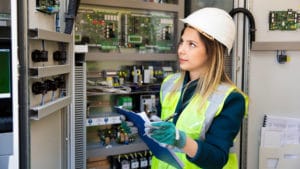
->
[180, 7, 236, 53]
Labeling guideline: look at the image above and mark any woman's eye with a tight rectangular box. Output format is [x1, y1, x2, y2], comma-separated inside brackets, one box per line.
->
[189, 43, 196, 48]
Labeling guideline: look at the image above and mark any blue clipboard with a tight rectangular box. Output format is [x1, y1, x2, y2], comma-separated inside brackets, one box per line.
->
[115, 106, 184, 169]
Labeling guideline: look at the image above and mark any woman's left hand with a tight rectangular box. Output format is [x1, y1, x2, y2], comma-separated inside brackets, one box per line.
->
[148, 121, 186, 148]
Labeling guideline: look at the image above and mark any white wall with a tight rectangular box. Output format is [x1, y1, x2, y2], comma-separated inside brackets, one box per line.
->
[247, 0, 300, 168]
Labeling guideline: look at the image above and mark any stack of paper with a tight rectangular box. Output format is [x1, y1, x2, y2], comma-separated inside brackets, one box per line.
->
[259, 114, 300, 169]
[261, 114, 300, 147]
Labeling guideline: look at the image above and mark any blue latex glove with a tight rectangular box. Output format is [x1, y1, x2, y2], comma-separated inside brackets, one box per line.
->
[149, 121, 186, 149]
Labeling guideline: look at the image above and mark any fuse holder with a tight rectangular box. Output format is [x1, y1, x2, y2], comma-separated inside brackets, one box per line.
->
[32, 81, 47, 95]
[44, 80, 58, 91]
[31, 50, 48, 62]
[53, 50, 67, 62]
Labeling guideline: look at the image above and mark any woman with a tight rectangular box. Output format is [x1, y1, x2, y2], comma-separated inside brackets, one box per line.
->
[148, 7, 248, 169]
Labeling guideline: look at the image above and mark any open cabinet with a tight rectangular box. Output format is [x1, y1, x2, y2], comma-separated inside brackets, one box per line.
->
[17, 0, 75, 169]
[74, 0, 184, 168]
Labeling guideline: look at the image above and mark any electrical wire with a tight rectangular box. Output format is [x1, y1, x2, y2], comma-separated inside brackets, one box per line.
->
[87, 80, 132, 94]
[229, 8, 256, 47]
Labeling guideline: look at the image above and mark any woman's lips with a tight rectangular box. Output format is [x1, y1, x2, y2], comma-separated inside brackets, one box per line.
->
[179, 58, 188, 63]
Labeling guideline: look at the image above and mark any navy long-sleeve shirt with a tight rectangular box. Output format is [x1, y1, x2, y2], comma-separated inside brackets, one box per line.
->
[157, 75, 245, 169]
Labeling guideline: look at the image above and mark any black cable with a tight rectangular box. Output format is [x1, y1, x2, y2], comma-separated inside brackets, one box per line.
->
[229, 8, 256, 47]
[64, 0, 81, 34]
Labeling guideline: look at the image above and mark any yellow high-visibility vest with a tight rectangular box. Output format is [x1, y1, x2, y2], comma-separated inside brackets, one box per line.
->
[151, 73, 248, 169]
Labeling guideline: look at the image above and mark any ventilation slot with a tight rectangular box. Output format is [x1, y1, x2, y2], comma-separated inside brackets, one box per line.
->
[74, 64, 86, 169]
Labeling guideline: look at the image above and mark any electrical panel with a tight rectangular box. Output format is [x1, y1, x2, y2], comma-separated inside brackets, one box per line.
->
[75, 7, 176, 53]
[25, 0, 74, 168]
[109, 150, 152, 169]
[28, 30, 72, 120]
[79, 1, 184, 169]
[269, 9, 300, 30]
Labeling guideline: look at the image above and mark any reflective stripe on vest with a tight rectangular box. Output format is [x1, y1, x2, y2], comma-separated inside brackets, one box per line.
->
[200, 83, 231, 140]
[160, 73, 181, 102]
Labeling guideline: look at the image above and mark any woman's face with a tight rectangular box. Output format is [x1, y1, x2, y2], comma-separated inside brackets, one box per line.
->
[177, 27, 209, 80]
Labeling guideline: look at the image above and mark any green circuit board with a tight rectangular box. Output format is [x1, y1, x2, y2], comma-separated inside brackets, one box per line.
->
[75, 8, 119, 51]
[75, 6, 175, 53]
[269, 9, 299, 30]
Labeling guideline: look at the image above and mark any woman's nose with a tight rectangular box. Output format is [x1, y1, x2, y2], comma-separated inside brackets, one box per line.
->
[178, 44, 186, 55]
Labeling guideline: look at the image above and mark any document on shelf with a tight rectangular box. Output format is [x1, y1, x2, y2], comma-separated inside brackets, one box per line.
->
[261, 114, 300, 147]
[114, 106, 184, 169]
[260, 114, 300, 169]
